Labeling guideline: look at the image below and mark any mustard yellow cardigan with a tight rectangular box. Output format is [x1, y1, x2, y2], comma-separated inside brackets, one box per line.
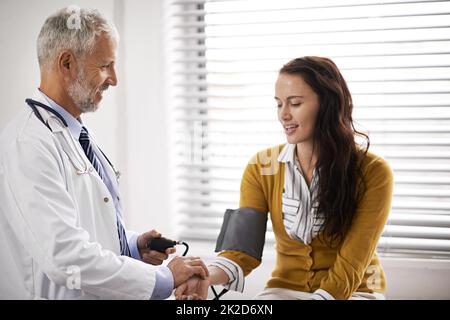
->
[219, 144, 394, 300]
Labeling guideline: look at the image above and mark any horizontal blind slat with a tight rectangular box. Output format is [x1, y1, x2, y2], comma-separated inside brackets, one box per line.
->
[168, 0, 450, 257]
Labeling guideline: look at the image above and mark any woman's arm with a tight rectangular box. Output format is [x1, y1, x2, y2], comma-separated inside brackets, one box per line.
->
[175, 148, 276, 300]
[317, 156, 394, 300]
[209, 265, 230, 285]
[212, 155, 271, 285]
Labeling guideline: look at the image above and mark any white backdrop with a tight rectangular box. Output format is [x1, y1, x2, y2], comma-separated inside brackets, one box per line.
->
[0, 0, 172, 235]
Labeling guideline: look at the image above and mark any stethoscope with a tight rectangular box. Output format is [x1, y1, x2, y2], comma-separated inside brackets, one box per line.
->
[25, 98, 121, 181]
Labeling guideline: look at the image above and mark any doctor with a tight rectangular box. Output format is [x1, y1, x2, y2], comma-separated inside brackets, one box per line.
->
[0, 6, 208, 299]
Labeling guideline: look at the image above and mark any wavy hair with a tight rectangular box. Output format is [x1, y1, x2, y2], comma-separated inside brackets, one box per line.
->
[279, 56, 369, 244]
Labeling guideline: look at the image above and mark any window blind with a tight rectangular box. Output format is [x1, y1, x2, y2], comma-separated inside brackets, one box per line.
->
[165, 0, 450, 257]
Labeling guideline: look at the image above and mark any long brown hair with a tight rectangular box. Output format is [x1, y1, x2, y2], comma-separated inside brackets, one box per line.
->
[279, 56, 369, 244]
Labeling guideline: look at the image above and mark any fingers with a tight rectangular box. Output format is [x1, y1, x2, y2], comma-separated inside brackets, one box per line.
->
[166, 247, 176, 255]
[174, 283, 187, 299]
[189, 265, 208, 279]
[141, 256, 162, 265]
[179, 294, 201, 300]
[141, 247, 175, 265]
[176, 256, 209, 278]
[148, 250, 169, 261]
[138, 230, 178, 265]
[175, 276, 210, 300]
[147, 229, 161, 238]
[191, 293, 201, 300]
[137, 229, 161, 250]
[141, 250, 169, 265]
[186, 258, 209, 278]
[176, 290, 203, 300]
[142, 229, 161, 240]
[169, 256, 210, 287]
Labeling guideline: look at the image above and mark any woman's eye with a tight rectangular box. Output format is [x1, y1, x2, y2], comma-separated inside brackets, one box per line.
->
[291, 103, 301, 107]
[276, 104, 282, 108]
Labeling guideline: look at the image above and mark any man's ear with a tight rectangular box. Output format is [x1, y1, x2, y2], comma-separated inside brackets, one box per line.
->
[57, 50, 77, 78]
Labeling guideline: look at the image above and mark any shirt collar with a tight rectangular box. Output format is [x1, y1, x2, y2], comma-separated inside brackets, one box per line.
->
[278, 143, 296, 164]
[37, 89, 83, 140]
[279, 143, 319, 189]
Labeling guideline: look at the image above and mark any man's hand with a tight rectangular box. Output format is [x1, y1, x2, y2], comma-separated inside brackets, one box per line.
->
[168, 256, 209, 288]
[137, 230, 176, 265]
[175, 276, 210, 300]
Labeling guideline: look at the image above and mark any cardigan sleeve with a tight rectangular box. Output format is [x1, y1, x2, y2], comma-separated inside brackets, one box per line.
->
[218, 156, 270, 276]
[239, 160, 269, 214]
[319, 156, 394, 300]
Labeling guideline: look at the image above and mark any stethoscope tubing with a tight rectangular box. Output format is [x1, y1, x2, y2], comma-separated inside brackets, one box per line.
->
[25, 98, 120, 180]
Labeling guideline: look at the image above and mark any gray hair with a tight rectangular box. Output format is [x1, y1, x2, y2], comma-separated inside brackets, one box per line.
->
[37, 6, 119, 70]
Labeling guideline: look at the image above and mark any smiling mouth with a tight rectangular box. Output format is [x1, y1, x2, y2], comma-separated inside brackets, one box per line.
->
[284, 124, 299, 134]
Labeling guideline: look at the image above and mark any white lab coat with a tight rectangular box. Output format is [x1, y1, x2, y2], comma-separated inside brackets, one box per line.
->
[0, 94, 156, 299]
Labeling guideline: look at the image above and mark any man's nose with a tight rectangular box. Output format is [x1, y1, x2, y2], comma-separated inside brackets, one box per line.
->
[106, 67, 118, 86]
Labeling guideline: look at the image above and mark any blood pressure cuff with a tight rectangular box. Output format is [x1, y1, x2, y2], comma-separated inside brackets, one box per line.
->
[215, 208, 267, 261]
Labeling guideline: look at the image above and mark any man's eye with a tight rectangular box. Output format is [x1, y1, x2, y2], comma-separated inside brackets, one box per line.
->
[276, 104, 282, 108]
[291, 103, 301, 107]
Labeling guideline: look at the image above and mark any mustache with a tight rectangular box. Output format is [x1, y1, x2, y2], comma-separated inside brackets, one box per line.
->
[100, 84, 109, 91]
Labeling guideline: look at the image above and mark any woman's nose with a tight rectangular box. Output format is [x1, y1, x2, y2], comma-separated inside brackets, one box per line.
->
[279, 105, 291, 120]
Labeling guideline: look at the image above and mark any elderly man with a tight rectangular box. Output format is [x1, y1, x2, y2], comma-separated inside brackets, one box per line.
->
[0, 6, 207, 299]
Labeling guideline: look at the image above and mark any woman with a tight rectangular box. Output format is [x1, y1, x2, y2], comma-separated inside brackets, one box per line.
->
[176, 56, 393, 300]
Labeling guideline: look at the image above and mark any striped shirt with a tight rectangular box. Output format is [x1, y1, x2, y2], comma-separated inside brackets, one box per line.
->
[278, 143, 324, 244]
[209, 256, 245, 293]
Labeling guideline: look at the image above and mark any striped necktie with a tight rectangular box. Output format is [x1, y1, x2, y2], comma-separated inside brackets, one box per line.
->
[79, 126, 131, 257]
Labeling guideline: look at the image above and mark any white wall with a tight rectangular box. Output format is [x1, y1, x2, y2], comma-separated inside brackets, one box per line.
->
[0, 0, 170, 235]
[118, 0, 171, 235]
[0, 0, 118, 153]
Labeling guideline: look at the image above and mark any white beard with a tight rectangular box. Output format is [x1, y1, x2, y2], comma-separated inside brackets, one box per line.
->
[67, 68, 99, 114]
